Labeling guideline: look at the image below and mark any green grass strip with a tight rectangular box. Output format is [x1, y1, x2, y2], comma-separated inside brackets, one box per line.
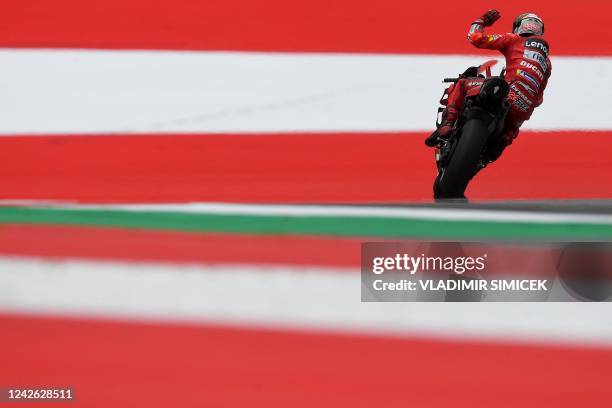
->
[0, 206, 610, 239]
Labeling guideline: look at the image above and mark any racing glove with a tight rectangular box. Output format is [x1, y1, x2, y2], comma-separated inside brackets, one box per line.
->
[474, 10, 501, 27]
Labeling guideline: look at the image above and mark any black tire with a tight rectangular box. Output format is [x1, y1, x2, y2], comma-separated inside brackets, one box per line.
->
[437, 119, 488, 198]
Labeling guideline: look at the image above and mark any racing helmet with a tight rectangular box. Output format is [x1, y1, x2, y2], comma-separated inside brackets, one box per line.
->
[513, 13, 544, 36]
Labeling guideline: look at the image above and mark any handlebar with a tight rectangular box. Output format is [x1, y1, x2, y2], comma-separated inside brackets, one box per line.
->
[443, 78, 459, 83]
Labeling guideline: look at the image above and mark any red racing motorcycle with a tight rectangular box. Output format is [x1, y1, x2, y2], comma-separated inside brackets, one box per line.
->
[432, 61, 510, 200]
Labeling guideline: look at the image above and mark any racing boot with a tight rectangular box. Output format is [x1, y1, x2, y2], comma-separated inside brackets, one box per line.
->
[425, 107, 459, 147]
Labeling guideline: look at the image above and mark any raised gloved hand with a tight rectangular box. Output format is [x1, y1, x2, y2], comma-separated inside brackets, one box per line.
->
[475, 9, 501, 27]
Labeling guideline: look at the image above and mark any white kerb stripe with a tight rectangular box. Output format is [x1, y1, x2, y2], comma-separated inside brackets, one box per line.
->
[0, 257, 611, 346]
[0, 49, 610, 134]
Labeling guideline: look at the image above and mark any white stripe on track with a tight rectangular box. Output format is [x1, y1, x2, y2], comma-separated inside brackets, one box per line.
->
[1, 49, 610, 134]
[0, 256, 611, 346]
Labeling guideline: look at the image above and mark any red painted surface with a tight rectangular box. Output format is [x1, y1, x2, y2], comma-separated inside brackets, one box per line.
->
[471, 131, 612, 199]
[0, 132, 610, 202]
[3, 0, 612, 55]
[0, 224, 361, 267]
[0, 225, 560, 279]
[1, 313, 611, 407]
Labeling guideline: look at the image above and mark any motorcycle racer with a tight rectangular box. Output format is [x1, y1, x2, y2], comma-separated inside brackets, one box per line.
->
[426, 10, 551, 162]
